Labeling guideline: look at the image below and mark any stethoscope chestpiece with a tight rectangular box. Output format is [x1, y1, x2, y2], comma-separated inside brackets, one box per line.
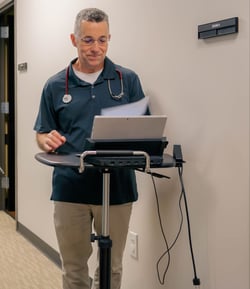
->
[62, 94, 72, 104]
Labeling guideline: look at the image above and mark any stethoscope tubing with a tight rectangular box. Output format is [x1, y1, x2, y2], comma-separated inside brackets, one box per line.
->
[64, 65, 124, 102]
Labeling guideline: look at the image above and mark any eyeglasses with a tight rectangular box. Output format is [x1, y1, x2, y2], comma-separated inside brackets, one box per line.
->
[79, 36, 109, 46]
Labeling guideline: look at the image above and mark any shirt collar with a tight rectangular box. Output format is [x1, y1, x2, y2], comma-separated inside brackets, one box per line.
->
[69, 57, 116, 86]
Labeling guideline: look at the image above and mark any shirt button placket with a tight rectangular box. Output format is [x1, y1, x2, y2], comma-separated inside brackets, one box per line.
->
[91, 85, 96, 99]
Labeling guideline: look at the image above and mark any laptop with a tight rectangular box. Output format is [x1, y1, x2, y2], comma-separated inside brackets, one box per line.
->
[91, 115, 167, 140]
[85, 115, 168, 169]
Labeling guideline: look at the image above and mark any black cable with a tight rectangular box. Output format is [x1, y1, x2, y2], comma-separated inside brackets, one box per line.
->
[151, 173, 184, 285]
[177, 166, 200, 286]
[151, 174, 171, 284]
[150, 165, 200, 287]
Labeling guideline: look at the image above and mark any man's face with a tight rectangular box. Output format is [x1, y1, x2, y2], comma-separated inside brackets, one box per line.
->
[71, 20, 110, 73]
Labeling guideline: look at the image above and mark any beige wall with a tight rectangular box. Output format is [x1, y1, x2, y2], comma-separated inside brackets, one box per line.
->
[16, 0, 249, 289]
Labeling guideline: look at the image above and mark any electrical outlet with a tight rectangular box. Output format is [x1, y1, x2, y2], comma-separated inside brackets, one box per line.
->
[129, 231, 138, 259]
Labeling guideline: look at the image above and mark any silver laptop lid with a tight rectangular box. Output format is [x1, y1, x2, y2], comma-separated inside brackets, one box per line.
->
[91, 115, 167, 140]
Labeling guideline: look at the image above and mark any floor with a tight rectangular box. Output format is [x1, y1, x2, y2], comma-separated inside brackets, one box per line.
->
[0, 211, 62, 289]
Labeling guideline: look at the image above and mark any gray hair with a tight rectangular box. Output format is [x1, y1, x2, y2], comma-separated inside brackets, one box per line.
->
[74, 8, 109, 36]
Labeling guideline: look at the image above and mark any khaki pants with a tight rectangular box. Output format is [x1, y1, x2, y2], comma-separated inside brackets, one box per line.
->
[53, 201, 132, 289]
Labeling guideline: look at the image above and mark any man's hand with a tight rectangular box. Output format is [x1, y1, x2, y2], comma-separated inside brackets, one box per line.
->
[36, 130, 66, 152]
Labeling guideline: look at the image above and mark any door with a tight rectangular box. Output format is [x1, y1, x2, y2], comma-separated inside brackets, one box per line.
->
[0, 5, 15, 215]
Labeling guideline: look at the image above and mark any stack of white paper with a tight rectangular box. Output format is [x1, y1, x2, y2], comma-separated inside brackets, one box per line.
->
[101, 96, 149, 116]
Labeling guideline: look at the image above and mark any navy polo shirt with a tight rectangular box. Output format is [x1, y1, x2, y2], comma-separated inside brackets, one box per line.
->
[34, 57, 146, 205]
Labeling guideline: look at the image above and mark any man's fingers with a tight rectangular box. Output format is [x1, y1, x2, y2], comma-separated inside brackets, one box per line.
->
[46, 130, 66, 150]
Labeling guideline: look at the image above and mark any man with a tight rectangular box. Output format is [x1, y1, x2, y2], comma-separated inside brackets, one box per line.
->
[34, 8, 146, 289]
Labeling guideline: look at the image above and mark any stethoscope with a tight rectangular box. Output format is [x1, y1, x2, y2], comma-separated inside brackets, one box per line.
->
[62, 65, 124, 104]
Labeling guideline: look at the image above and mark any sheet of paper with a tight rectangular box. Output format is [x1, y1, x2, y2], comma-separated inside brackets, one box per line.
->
[101, 96, 149, 116]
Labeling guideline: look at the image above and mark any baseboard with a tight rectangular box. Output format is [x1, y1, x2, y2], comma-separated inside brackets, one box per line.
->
[16, 221, 61, 268]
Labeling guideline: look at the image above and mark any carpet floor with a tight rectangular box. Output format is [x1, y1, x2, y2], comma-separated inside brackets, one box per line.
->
[0, 211, 62, 289]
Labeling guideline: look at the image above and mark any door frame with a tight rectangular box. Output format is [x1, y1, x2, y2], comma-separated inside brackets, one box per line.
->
[0, 3, 15, 214]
